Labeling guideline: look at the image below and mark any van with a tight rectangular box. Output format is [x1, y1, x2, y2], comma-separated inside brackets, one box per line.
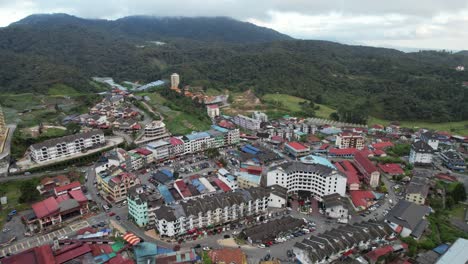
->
[102, 204, 110, 211]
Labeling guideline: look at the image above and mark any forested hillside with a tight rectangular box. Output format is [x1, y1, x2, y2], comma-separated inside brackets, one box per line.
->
[1, 14, 468, 122]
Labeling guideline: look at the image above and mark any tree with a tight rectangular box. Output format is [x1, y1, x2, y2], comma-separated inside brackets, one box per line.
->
[19, 180, 40, 203]
[329, 112, 339, 121]
[65, 123, 81, 134]
[449, 183, 467, 203]
[206, 148, 220, 159]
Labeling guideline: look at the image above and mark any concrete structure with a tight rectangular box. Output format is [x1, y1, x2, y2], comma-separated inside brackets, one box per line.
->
[144, 121, 168, 139]
[252, 111, 268, 123]
[440, 149, 466, 172]
[29, 130, 105, 163]
[267, 185, 288, 208]
[267, 161, 347, 199]
[170, 73, 180, 89]
[335, 132, 365, 150]
[153, 187, 270, 237]
[354, 151, 380, 188]
[436, 238, 468, 264]
[206, 104, 220, 118]
[321, 193, 349, 220]
[127, 185, 162, 227]
[232, 114, 261, 130]
[97, 171, 141, 203]
[147, 140, 171, 161]
[420, 131, 439, 151]
[284, 141, 310, 158]
[385, 200, 431, 239]
[409, 140, 434, 165]
[405, 176, 430, 205]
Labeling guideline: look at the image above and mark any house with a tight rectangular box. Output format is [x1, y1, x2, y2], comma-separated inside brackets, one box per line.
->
[440, 150, 466, 172]
[208, 248, 247, 264]
[37, 175, 71, 196]
[241, 216, 305, 244]
[334, 160, 360, 191]
[321, 193, 349, 220]
[284, 141, 310, 158]
[420, 131, 439, 150]
[354, 151, 380, 188]
[378, 163, 404, 175]
[206, 104, 220, 119]
[405, 176, 430, 205]
[267, 185, 288, 208]
[409, 141, 434, 165]
[385, 200, 431, 239]
[97, 171, 141, 203]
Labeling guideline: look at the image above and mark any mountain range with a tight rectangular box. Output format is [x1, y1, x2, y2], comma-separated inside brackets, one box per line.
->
[1, 13, 468, 122]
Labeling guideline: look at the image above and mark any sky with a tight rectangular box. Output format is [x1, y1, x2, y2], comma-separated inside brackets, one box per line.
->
[1, 0, 468, 51]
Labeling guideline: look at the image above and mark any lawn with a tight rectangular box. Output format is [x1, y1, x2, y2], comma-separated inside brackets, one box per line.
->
[448, 204, 466, 220]
[165, 112, 211, 135]
[41, 127, 67, 138]
[47, 84, 81, 96]
[368, 116, 468, 135]
[262, 93, 309, 112]
[0, 179, 39, 226]
[314, 103, 336, 119]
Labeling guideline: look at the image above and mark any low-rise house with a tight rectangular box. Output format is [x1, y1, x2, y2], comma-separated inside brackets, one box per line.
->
[321, 193, 349, 220]
[97, 171, 141, 203]
[37, 175, 71, 196]
[378, 163, 404, 175]
[284, 141, 310, 158]
[420, 131, 439, 151]
[241, 216, 305, 244]
[267, 185, 288, 208]
[385, 200, 431, 239]
[354, 151, 380, 188]
[405, 176, 430, 205]
[293, 221, 393, 264]
[236, 171, 261, 189]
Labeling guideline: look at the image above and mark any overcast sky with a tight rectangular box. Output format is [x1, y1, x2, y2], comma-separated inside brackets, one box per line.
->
[1, 0, 468, 50]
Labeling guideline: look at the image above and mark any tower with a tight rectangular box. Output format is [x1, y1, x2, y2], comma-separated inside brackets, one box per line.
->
[0, 105, 6, 141]
[171, 73, 180, 89]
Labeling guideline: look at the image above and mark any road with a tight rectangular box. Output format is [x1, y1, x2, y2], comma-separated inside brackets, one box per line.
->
[0, 124, 16, 160]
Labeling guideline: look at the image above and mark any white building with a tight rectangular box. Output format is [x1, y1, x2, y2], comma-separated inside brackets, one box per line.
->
[267, 185, 288, 208]
[385, 200, 431, 239]
[409, 140, 434, 165]
[207, 104, 220, 118]
[335, 132, 365, 150]
[183, 132, 214, 154]
[144, 121, 169, 139]
[252, 111, 268, 123]
[232, 115, 261, 131]
[420, 131, 439, 151]
[217, 168, 239, 190]
[147, 140, 171, 161]
[29, 130, 105, 163]
[321, 193, 348, 220]
[153, 187, 270, 237]
[267, 161, 347, 199]
[171, 73, 180, 89]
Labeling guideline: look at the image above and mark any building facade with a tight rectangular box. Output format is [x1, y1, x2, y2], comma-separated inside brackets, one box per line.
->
[29, 130, 105, 163]
[232, 115, 261, 131]
[335, 132, 365, 150]
[144, 121, 169, 139]
[266, 162, 347, 199]
[409, 140, 434, 165]
[171, 73, 180, 89]
[97, 171, 141, 203]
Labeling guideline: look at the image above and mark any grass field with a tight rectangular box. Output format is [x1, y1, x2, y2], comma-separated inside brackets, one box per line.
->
[48, 84, 81, 96]
[262, 93, 309, 112]
[369, 116, 468, 135]
[0, 179, 39, 225]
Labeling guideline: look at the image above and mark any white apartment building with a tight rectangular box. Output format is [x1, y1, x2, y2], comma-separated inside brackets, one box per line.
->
[409, 140, 434, 165]
[153, 187, 270, 237]
[267, 161, 347, 199]
[335, 132, 365, 150]
[183, 132, 214, 154]
[252, 111, 268, 123]
[144, 121, 168, 139]
[29, 130, 105, 163]
[232, 115, 262, 130]
[420, 131, 439, 151]
[147, 140, 171, 161]
[171, 73, 180, 89]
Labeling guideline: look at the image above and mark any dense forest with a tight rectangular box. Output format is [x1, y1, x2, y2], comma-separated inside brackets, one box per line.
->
[1, 14, 468, 122]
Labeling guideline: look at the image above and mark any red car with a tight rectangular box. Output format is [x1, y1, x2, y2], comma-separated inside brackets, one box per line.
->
[108, 212, 116, 216]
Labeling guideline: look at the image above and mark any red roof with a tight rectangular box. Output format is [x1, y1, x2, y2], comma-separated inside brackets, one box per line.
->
[349, 190, 375, 208]
[372, 141, 394, 149]
[319, 144, 330, 150]
[208, 248, 245, 264]
[329, 148, 358, 156]
[69, 189, 88, 203]
[55, 194, 70, 203]
[373, 149, 386, 156]
[246, 166, 262, 175]
[286, 141, 308, 151]
[270, 135, 284, 142]
[76, 227, 97, 235]
[213, 178, 231, 192]
[435, 173, 458, 182]
[135, 148, 152, 156]
[336, 160, 360, 185]
[175, 180, 192, 198]
[365, 245, 394, 262]
[32, 197, 60, 218]
[218, 119, 236, 129]
[169, 137, 184, 146]
[90, 244, 113, 256]
[55, 181, 81, 194]
[55, 243, 91, 264]
[207, 104, 219, 109]
[354, 151, 378, 175]
[372, 124, 385, 129]
[132, 124, 142, 130]
[307, 135, 321, 143]
[378, 163, 404, 175]
[1, 245, 54, 264]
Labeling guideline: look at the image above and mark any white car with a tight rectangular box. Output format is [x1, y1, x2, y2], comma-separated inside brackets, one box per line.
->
[203, 247, 211, 251]
[258, 244, 266, 248]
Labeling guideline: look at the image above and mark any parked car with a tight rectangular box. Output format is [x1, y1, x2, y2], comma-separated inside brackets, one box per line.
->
[116, 215, 121, 221]
[258, 244, 266, 248]
[108, 212, 116, 216]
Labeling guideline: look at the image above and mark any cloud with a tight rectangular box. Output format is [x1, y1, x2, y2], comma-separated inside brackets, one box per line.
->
[1, 0, 468, 50]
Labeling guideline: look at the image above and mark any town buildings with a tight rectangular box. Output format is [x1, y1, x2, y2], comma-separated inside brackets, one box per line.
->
[354, 151, 380, 188]
[97, 171, 141, 203]
[405, 175, 430, 205]
[409, 140, 434, 165]
[335, 132, 365, 150]
[127, 185, 162, 227]
[252, 111, 268, 123]
[153, 187, 270, 237]
[385, 200, 431, 239]
[232, 114, 262, 130]
[143, 121, 169, 139]
[321, 193, 349, 220]
[284, 141, 310, 158]
[206, 104, 220, 118]
[267, 161, 347, 199]
[440, 149, 466, 172]
[29, 130, 105, 163]
[420, 131, 439, 150]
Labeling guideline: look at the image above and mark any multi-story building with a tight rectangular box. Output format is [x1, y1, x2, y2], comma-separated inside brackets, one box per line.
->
[211, 125, 240, 146]
[266, 161, 347, 199]
[409, 140, 434, 165]
[420, 131, 439, 151]
[144, 121, 169, 139]
[405, 176, 429, 205]
[354, 151, 380, 188]
[206, 129, 225, 149]
[147, 140, 171, 161]
[183, 132, 214, 154]
[127, 185, 162, 227]
[29, 130, 105, 163]
[335, 132, 365, 150]
[232, 115, 261, 131]
[171, 73, 180, 89]
[169, 137, 184, 157]
[284, 141, 310, 158]
[207, 104, 220, 118]
[153, 187, 270, 237]
[97, 171, 141, 203]
[252, 111, 268, 123]
[440, 149, 466, 172]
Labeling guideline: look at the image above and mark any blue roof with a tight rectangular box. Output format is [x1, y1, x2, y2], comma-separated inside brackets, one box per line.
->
[157, 247, 173, 255]
[161, 169, 173, 178]
[186, 131, 210, 141]
[320, 127, 342, 135]
[133, 242, 158, 259]
[245, 144, 260, 153]
[226, 175, 236, 182]
[237, 172, 261, 184]
[433, 244, 450, 255]
[300, 155, 336, 169]
[241, 146, 257, 155]
[211, 125, 228, 133]
[191, 179, 206, 192]
[158, 185, 174, 204]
